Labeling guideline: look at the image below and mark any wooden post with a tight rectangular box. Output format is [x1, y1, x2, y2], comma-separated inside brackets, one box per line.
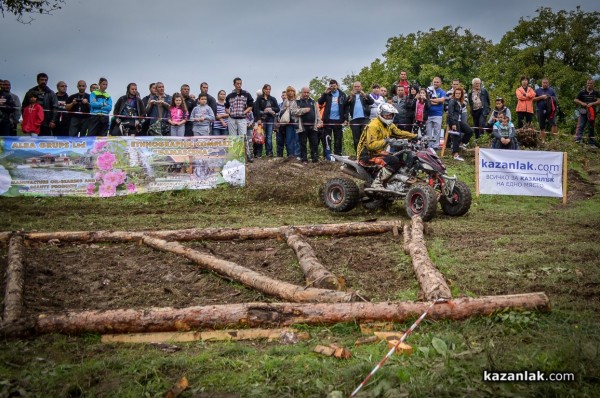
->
[475, 146, 480, 198]
[441, 129, 449, 158]
[562, 152, 568, 205]
[2, 235, 25, 324]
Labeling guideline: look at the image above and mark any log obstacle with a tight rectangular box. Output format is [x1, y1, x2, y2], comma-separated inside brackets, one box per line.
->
[12, 220, 404, 243]
[0, 219, 552, 338]
[404, 216, 452, 301]
[2, 235, 25, 324]
[23, 293, 550, 335]
[141, 235, 360, 303]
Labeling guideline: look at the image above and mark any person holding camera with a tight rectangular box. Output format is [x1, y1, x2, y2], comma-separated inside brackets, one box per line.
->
[113, 83, 145, 136]
[145, 81, 171, 136]
[65, 80, 91, 137]
[345, 81, 374, 152]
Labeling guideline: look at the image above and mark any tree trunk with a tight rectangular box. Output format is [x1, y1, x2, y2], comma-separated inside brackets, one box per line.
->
[284, 230, 341, 290]
[30, 293, 550, 335]
[141, 235, 360, 303]
[405, 217, 452, 301]
[22, 220, 403, 243]
[2, 235, 25, 323]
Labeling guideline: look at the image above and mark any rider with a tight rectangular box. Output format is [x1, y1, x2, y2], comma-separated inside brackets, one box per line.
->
[357, 103, 417, 190]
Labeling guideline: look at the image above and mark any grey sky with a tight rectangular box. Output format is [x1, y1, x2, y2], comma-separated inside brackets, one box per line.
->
[1, 0, 598, 102]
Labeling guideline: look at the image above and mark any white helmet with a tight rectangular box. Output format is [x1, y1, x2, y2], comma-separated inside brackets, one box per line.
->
[377, 103, 398, 126]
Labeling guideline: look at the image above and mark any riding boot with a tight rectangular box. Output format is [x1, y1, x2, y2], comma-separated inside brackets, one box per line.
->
[371, 167, 394, 189]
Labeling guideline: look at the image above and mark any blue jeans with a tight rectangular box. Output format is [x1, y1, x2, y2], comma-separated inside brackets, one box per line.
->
[212, 127, 228, 136]
[263, 121, 275, 156]
[576, 115, 596, 145]
[284, 124, 298, 157]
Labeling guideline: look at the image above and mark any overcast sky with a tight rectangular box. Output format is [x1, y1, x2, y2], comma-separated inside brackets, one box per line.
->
[1, 0, 598, 102]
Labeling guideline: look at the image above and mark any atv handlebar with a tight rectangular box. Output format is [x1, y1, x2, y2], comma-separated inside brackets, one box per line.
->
[388, 138, 427, 152]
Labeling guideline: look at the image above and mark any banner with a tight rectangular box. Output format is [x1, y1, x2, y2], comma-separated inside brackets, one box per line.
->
[477, 148, 564, 198]
[0, 136, 246, 197]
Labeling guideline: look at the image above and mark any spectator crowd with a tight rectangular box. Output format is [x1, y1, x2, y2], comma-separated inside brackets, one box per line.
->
[1, 72, 599, 164]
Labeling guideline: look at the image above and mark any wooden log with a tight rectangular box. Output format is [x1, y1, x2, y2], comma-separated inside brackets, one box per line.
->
[20, 220, 403, 243]
[0, 231, 13, 244]
[24, 230, 145, 243]
[31, 293, 550, 335]
[406, 216, 452, 301]
[141, 235, 360, 303]
[284, 230, 341, 290]
[2, 235, 25, 323]
[101, 328, 309, 344]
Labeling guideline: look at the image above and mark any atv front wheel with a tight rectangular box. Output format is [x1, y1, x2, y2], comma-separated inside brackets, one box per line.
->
[322, 178, 360, 212]
[404, 183, 437, 221]
[440, 181, 472, 216]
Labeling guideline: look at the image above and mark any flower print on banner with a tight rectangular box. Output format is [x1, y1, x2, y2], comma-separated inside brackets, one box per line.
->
[87, 138, 136, 197]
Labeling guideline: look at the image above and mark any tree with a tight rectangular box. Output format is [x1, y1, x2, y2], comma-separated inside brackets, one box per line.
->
[479, 7, 600, 126]
[0, 0, 64, 23]
[346, 26, 492, 94]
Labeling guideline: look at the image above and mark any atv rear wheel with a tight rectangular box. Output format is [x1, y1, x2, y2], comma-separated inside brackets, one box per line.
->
[440, 181, 472, 216]
[404, 183, 437, 221]
[322, 178, 360, 212]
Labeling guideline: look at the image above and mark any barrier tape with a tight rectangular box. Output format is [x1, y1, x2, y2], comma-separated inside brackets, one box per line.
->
[349, 299, 447, 398]
[0, 104, 551, 134]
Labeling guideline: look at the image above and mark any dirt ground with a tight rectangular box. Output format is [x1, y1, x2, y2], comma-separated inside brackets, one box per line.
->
[1, 157, 596, 318]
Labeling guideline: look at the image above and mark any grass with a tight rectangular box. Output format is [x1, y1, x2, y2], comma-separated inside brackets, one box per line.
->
[1, 131, 599, 397]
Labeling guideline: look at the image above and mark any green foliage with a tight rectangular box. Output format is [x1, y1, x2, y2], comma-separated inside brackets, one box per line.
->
[480, 6, 600, 129]
[309, 76, 334, 99]
[310, 7, 599, 132]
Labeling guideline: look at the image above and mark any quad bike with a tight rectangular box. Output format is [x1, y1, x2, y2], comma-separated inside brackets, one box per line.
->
[322, 138, 471, 221]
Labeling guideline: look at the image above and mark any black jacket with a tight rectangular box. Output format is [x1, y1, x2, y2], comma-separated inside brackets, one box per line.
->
[253, 95, 280, 122]
[114, 95, 145, 119]
[446, 98, 462, 128]
[345, 93, 374, 119]
[318, 90, 348, 122]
